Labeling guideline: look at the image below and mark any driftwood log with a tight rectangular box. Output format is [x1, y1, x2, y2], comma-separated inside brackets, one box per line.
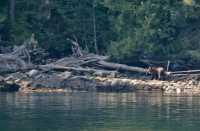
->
[39, 64, 118, 77]
[97, 61, 147, 73]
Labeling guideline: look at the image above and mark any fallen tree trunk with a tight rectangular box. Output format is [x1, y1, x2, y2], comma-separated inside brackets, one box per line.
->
[171, 70, 200, 74]
[53, 54, 108, 67]
[172, 74, 200, 76]
[97, 61, 148, 73]
[39, 64, 118, 77]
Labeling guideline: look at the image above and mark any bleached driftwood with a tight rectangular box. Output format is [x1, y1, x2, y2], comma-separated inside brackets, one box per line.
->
[97, 61, 148, 73]
[0, 54, 27, 72]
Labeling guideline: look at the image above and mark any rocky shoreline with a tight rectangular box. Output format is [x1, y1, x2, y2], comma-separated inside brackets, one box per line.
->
[1, 69, 200, 96]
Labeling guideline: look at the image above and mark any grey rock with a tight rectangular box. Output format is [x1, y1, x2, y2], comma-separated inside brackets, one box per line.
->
[27, 69, 39, 77]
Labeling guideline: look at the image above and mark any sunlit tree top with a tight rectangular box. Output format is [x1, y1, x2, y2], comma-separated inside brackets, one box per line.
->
[183, 0, 194, 6]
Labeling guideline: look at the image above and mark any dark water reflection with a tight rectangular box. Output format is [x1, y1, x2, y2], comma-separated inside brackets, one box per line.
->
[0, 91, 200, 131]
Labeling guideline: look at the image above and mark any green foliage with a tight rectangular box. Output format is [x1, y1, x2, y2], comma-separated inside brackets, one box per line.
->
[102, 0, 200, 63]
[1, 0, 200, 64]
[109, 37, 137, 62]
[0, 0, 114, 57]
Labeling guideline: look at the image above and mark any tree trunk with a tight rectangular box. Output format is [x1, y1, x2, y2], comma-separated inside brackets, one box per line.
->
[93, 1, 99, 54]
[9, 0, 16, 25]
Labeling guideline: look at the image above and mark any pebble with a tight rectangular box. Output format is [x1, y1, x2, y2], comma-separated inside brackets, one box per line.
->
[176, 88, 181, 94]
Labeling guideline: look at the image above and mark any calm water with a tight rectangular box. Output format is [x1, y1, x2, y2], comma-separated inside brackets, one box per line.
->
[0, 92, 200, 131]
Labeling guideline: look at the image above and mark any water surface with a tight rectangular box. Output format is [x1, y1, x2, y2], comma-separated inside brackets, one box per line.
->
[0, 91, 200, 131]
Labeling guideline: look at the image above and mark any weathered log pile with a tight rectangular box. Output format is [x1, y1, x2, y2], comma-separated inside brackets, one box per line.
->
[0, 49, 151, 93]
[0, 53, 146, 92]
[1, 40, 200, 95]
[0, 54, 27, 73]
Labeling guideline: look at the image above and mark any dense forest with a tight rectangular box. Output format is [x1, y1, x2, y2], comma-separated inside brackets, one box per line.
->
[1, 0, 200, 69]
